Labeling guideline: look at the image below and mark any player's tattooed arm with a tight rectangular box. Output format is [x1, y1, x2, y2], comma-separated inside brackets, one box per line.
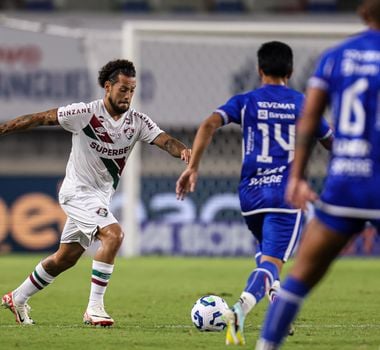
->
[0, 108, 59, 136]
[152, 132, 191, 164]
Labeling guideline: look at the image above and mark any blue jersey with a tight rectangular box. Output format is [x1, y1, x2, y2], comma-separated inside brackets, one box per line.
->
[216, 84, 331, 214]
[310, 29, 380, 217]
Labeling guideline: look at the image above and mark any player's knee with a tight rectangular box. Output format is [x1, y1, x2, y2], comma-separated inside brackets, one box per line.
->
[111, 229, 124, 248]
[102, 227, 124, 250]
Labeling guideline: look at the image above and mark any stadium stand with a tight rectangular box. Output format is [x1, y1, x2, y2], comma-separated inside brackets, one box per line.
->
[0, 0, 359, 13]
[306, 0, 337, 12]
[116, 0, 152, 12]
[211, 0, 246, 13]
[24, 0, 56, 11]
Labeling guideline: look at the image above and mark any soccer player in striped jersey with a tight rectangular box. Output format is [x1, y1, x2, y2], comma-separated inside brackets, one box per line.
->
[176, 41, 333, 345]
[256, 1, 380, 349]
[0, 59, 191, 326]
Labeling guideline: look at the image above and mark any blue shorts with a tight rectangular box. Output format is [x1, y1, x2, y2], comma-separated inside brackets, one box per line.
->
[315, 207, 380, 235]
[244, 210, 303, 262]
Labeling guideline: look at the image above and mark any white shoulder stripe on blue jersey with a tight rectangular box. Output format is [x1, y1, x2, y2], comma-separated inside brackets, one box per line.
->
[308, 76, 329, 91]
[316, 200, 380, 219]
[214, 109, 229, 125]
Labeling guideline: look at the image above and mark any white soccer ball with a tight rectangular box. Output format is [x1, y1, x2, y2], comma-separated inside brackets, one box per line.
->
[190, 295, 229, 332]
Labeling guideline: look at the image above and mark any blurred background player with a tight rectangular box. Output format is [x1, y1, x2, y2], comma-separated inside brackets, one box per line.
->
[256, 0, 380, 349]
[176, 41, 333, 345]
[1, 59, 191, 326]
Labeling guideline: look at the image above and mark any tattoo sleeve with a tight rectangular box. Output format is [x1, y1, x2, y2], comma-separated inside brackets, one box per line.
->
[0, 108, 59, 136]
[163, 138, 187, 158]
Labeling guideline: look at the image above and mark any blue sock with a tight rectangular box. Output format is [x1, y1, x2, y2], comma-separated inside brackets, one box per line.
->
[244, 261, 279, 302]
[259, 276, 310, 346]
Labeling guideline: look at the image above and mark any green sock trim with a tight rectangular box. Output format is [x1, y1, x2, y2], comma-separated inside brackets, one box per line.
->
[92, 269, 111, 280]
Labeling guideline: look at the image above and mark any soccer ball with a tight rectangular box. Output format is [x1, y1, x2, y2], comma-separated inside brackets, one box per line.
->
[190, 295, 229, 332]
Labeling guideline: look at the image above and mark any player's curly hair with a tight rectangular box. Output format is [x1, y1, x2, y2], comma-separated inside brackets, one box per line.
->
[98, 59, 136, 87]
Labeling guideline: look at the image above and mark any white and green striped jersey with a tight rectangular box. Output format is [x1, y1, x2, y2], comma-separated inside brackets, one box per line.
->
[57, 98, 163, 205]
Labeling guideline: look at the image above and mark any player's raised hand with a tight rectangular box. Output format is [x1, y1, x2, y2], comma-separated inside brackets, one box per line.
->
[176, 168, 198, 200]
[180, 148, 192, 164]
[285, 177, 318, 210]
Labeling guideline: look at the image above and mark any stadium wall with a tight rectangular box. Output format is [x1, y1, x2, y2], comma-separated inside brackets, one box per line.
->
[1, 175, 379, 256]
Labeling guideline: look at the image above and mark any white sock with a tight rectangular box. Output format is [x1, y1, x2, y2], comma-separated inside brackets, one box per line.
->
[239, 291, 257, 316]
[13, 262, 55, 305]
[88, 260, 114, 308]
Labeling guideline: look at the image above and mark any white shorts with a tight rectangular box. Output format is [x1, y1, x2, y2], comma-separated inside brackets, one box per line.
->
[60, 192, 118, 249]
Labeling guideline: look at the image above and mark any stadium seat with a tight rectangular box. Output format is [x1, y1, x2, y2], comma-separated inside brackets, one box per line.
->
[160, 0, 205, 13]
[24, 0, 55, 11]
[212, 0, 246, 13]
[307, 0, 337, 12]
[119, 0, 151, 12]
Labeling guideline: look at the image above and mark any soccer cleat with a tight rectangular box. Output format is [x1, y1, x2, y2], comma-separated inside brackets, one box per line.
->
[288, 323, 295, 336]
[83, 304, 114, 327]
[224, 303, 246, 345]
[1, 292, 34, 325]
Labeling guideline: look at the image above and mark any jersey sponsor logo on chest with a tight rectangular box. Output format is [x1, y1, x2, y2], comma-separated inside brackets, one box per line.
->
[95, 126, 122, 140]
[95, 126, 107, 136]
[257, 101, 295, 110]
[90, 141, 131, 156]
[94, 126, 135, 141]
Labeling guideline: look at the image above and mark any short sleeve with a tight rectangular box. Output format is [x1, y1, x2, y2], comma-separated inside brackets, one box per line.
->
[316, 117, 333, 140]
[308, 50, 336, 92]
[133, 111, 163, 143]
[57, 102, 93, 133]
[214, 94, 246, 125]
[297, 94, 333, 140]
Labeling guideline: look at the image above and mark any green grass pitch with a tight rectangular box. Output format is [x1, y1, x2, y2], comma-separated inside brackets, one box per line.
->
[1, 255, 380, 349]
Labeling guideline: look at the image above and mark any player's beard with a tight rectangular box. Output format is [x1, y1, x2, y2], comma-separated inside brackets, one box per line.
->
[108, 96, 129, 115]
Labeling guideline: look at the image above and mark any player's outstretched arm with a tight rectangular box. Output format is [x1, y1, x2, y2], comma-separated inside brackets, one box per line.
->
[0, 108, 59, 136]
[152, 132, 191, 163]
[176, 167, 198, 201]
[176, 113, 223, 200]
